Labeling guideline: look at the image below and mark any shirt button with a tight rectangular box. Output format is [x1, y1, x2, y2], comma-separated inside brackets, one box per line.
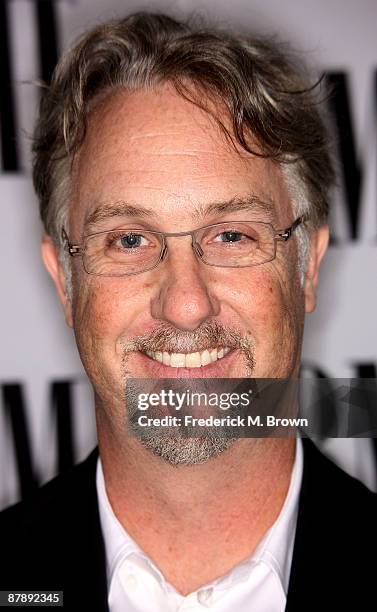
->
[197, 588, 214, 606]
[122, 574, 138, 590]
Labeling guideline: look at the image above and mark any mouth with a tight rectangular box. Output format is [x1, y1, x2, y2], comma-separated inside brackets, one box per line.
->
[143, 346, 231, 368]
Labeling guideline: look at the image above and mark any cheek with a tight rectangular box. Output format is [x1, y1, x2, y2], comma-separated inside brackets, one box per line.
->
[71, 276, 141, 366]
[250, 282, 286, 338]
[69, 278, 144, 408]
[225, 267, 304, 371]
[225, 270, 286, 330]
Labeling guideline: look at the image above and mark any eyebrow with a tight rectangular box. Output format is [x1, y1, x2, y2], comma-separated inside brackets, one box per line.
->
[84, 202, 154, 232]
[84, 195, 275, 233]
[198, 195, 275, 219]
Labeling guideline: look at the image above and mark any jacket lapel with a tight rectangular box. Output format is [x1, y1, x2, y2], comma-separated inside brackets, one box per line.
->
[56, 448, 110, 612]
[285, 438, 376, 610]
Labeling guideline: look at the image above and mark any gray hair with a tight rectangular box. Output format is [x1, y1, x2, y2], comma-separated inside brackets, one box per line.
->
[32, 11, 335, 290]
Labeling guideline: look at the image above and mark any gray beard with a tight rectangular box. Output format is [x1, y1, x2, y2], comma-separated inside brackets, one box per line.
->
[125, 381, 241, 464]
[138, 432, 237, 465]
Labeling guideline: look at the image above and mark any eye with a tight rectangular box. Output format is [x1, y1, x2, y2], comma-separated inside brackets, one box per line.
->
[107, 232, 150, 250]
[212, 229, 257, 245]
[214, 230, 245, 243]
[119, 233, 147, 249]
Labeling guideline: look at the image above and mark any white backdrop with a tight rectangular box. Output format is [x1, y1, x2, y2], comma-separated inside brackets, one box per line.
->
[1, 0, 376, 509]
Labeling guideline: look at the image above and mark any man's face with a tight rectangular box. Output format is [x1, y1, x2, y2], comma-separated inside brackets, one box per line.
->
[42, 85, 327, 454]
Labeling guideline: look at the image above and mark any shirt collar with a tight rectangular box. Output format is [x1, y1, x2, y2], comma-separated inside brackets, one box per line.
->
[97, 438, 303, 595]
[251, 436, 303, 592]
[96, 458, 144, 584]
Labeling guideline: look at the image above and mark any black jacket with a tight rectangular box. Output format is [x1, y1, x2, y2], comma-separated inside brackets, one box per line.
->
[0, 439, 376, 611]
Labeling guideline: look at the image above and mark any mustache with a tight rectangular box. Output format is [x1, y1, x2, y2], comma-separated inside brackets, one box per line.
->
[121, 320, 255, 362]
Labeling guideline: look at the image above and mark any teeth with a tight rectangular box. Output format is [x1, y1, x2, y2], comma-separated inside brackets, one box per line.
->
[145, 347, 231, 368]
[170, 353, 186, 367]
[201, 350, 211, 366]
[185, 352, 201, 367]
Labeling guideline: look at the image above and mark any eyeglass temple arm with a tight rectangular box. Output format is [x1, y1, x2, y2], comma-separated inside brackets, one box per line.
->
[61, 228, 81, 257]
[275, 215, 306, 242]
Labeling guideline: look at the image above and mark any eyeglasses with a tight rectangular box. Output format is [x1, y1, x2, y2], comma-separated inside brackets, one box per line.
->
[61, 216, 305, 277]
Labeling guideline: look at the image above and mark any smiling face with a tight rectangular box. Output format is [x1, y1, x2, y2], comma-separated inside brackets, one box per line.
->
[42, 84, 328, 462]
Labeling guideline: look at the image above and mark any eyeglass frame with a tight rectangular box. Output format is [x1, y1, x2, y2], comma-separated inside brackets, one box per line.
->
[61, 215, 306, 277]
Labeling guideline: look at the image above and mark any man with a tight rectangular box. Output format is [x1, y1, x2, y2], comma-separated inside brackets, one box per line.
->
[0, 11, 375, 612]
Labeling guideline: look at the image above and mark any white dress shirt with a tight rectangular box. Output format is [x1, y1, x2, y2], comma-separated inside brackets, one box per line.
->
[96, 438, 303, 612]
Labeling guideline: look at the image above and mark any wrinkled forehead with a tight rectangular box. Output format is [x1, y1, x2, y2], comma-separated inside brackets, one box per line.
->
[69, 85, 292, 235]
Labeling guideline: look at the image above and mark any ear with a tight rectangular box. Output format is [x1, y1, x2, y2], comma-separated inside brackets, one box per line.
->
[304, 225, 329, 313]
[41, 235, 73, 328]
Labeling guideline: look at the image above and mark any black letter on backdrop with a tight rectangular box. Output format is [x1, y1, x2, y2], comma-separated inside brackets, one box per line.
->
[0, 0, 19, 171]
[51, 380, 75, 474]
[325, 72, 363, 241]
[0, 0, 59, 172]
[300, 363, 338, 438]
[1, 379, 76, 505]
[1, 384, 38, 499]
[34, 0, 59, 85]
[354, 364, 377, 484]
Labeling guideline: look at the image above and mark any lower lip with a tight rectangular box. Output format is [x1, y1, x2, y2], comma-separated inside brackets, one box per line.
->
[136, 350, 237, 378]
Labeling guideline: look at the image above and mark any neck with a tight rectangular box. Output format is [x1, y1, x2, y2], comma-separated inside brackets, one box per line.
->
[98, 426, 296, 595]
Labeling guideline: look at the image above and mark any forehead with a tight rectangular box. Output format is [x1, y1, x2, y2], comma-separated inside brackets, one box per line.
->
[71, 84, 292, 232]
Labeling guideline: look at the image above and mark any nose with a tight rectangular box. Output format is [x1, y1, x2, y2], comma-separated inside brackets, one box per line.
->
[150, 238, 220, 331]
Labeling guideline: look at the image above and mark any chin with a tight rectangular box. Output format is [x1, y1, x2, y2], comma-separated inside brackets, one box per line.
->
[138, 433, 238, 465]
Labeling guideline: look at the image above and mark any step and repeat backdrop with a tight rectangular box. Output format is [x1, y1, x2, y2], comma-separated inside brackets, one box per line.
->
[1, 0, 376, 509]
